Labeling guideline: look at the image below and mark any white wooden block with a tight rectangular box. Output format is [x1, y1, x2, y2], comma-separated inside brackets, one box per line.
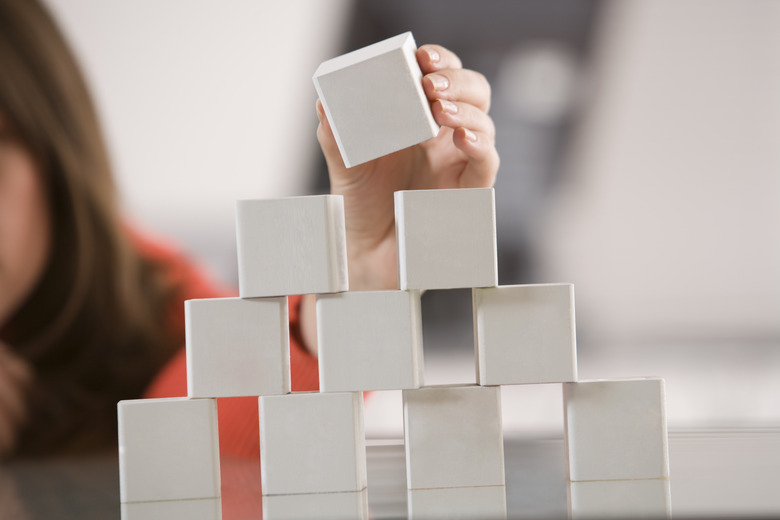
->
[395, 188, 498, 290]
[263, 490, 369, 520]
[408, 486, 507, 520]
[121, 499, 222, 520]
[317, 290, 423, 392]
[118, 398, 220, 503]
[568, 479, 672, 519]
[235, 195, 348, 298]
[564, 378, 669, 482]
[473, 283, 577, 385]
[259, 392, 366, 495]
[403, 385, 505, 489]
[313, 31, 438, 168]
[186, 297, 289, 398]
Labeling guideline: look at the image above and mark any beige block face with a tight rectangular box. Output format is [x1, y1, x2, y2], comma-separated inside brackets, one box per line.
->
[403, 385, 505, 490]
[568, 479, 672, 519]
[263, 490, 369, 520]
[395, 188, 498, 291]
[474, 284, 577, 385]
[121, 498, 222, 520]
[186, 296, 289, 398]
[259, 392, 366, 496]
[235, 195, 348, 298]
[407, 486, 507, 520]
[317, 290, 424, 392]
[313, 32, 438, 167]
[118, 398, 220, 503]
[564, 378, 670, 482]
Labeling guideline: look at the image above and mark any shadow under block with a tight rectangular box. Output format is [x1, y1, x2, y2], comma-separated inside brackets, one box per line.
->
[473, 284, 577, 385]
[118, 398, 220, 503]
[259, 392, 367, 495]
[263, 490, 369, 520]
[408, 486, 507, 520]
[235, 195, 348, 298]
[317, 290, 424, 392]
[564, 378, 669, 482]
[403, 385, 505, 490]
[313, 31, 439, 168]
[121, 498, 222, 520]
[395, 188, 498, 290]
[185, 297, 289, 398]
[568, 479, 672, 519]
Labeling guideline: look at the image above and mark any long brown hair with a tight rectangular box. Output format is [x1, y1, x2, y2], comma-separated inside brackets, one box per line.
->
[0, 0, 180, 455]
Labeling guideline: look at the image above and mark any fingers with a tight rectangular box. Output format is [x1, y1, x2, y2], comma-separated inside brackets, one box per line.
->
[431, 99, 495, 140]
[429, 94, 498, 189]
[452, 126, 500, 189]
[418, 44, 490, 113]
[417, 44, 462, 74]
[422, 68, 491, 113]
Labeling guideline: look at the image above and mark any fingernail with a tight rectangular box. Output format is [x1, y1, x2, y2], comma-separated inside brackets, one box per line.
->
[428, 74, 449, 92]
[426, 47, 440, 63]
[316, 100, 324, 120]
[463, 128, 477, 143]
[439, 99, 458, 114]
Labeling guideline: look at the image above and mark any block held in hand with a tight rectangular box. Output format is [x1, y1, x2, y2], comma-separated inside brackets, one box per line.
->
[313, 31, 439, 168]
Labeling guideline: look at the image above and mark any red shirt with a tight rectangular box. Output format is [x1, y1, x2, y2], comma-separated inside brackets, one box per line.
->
[136, 231, 319, 458]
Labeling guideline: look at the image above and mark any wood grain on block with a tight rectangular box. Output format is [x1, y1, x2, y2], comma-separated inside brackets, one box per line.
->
[118, 398, 220, 503]
[564, 378, 670, 482]
[185, 297, 289, 398]
[259, 392, 367, 495]
[403, 385, 505, 490]
[395, 188, 498, 290]
[263, 490, 369, 520]
[313, 31, 438, 168]
[473, 284, 577, 385]
[568, 479, 672, 519]
[408, 486, 507, 520]
[235, 195, 348, 298]
[317, 290, 423, 392]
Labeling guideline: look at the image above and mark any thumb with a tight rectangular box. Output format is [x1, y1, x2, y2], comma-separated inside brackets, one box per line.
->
[315, 99, 347, 173]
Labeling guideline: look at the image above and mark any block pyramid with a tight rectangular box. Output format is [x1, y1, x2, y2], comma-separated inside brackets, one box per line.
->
[117, 32, 671, 520]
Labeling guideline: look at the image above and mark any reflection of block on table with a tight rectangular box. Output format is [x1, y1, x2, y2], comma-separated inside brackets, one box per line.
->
[263, 490, 369, 520]
[317, 290, 423, 392]
[186, 297, 289, 398]
[235, 195, 348, 298]
[118, 398, 220, 503]
[408, 486, 507, 520]
[564, 378, 669, 482]
[474, 283, 577, 385]
[395, 188, 498, 290]
[568, 479, 671, 519]
[313, 31, 438, 168]
[259, 392, 366, 495]
[121, 498, 222, 520]
[403, 385, 505, 489]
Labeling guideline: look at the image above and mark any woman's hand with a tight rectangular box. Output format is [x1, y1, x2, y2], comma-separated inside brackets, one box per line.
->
[300, 44, 498, 355]
[0, 342, 32, 460]
[317, 44, 499, 291]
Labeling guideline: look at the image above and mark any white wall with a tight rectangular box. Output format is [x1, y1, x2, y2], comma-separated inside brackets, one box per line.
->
[539, 0, 780, 343]
[45, 0, 352, 284]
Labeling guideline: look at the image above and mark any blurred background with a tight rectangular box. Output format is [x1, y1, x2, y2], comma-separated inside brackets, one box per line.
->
[45, 0, 779, 441]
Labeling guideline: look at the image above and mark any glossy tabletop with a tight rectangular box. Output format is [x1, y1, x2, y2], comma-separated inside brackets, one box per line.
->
[2, 429, 778, 519]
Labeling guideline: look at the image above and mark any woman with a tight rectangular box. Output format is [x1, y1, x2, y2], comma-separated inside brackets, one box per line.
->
[0, 0, 498, 459]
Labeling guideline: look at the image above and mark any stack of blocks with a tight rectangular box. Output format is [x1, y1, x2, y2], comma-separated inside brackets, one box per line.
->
[117, 32, 671, 519]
